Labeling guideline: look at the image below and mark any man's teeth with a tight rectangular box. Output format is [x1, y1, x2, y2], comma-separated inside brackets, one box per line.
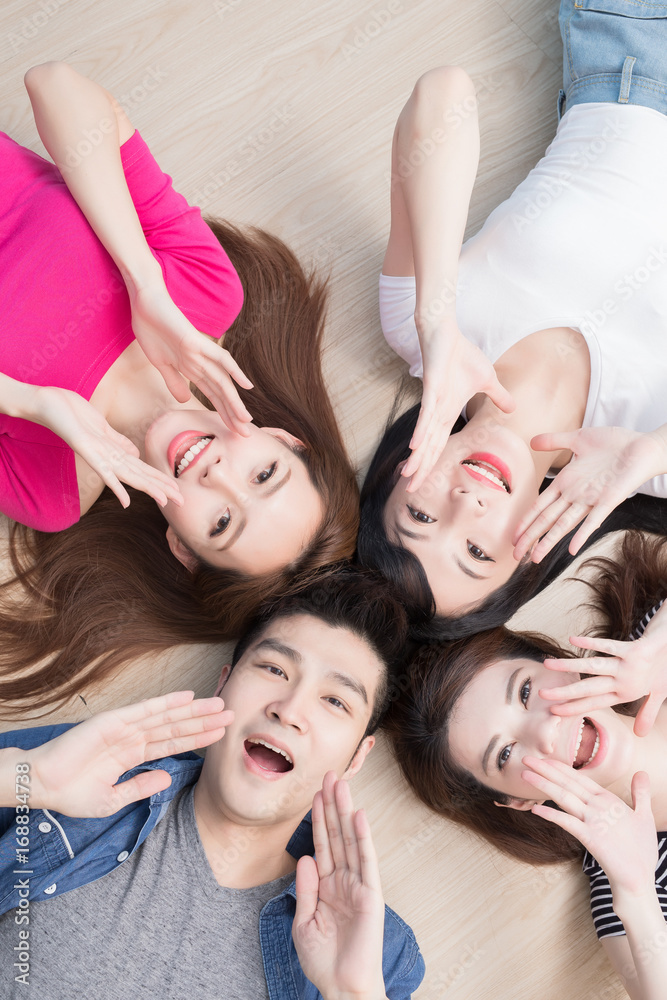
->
[247, 737, 293, 765]
[175, 437, 212, 477]
[462, 461, 509, 492]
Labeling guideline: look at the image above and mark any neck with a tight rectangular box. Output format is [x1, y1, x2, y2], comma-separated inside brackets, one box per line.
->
[608, 710, 667, 829]
[192, 780, 298, 889]
[466, 326, 590, 476]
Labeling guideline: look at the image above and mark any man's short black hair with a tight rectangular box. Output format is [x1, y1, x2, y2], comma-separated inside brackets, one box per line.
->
[231, 564, 410, 735]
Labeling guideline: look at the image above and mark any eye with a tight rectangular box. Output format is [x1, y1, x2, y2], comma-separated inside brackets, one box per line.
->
[254, 461, 277, 485]
[467, 540, 493, 562]
[258, 662, 287, 678]
[407, 504, 436, 525]
[497, 743, 513, 771]
[210, 509, 231, 537]
[520, 677, 531, 708]
[325, 696, 348, 712]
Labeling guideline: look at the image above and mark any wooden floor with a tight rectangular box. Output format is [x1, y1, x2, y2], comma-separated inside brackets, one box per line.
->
[0, 0, 628, 996]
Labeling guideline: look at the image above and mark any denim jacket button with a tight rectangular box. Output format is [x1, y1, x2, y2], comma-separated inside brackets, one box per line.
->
[116, 851, 129, 862]
[43, 884, 57, 895]
[38, 822, 52, 833]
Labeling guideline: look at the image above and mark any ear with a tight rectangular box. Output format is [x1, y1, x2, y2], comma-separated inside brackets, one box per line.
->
[166, 526, 199, 572]
[494, 796, 541, 812]
[262, 427, 306, 451]
[341, 735, 375, 781]
[214, 664, 232, 698]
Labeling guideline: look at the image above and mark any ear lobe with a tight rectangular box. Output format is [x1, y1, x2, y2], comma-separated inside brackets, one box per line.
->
[166, 526, 199, 573]
[494, 797, 541, 812]
[342, 735, 375, 780]
[263, 427, 306, 451]
[214, 664, 232, 697]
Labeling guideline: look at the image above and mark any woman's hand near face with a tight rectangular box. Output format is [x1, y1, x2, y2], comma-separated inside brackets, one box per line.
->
[513, 425, 667, 564]
[401, 318, 514, 492]
[29, 384, 183, 510]
[129, 279, 254, 436]
[540, 607, 667, 736]
[524, 759, 658, 897]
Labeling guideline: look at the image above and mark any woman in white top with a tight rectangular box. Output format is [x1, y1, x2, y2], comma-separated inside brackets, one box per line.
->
[357, 0, 667, 640]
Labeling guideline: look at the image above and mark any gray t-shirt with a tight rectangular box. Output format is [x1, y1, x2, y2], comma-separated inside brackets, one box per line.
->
[0, 787, 295, 999]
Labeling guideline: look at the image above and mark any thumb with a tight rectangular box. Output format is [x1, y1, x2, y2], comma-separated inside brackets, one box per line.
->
[107, 769, 172, 813]
[159, 365, 191, 404]
[486, 373, 515, 415]
[630, 770, 652, 810]
[634, 694, 661, 738]
[293, 855, 320, 929]
[530, 431, 576, 454]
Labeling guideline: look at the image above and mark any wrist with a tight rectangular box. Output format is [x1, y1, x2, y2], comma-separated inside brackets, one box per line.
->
[122, 254, 164, 300]
[0, 748, 46, 810]
[612, 883, 661, 921]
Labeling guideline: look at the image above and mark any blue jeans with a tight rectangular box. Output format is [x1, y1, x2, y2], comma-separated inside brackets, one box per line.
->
[558, 0, 667, 118]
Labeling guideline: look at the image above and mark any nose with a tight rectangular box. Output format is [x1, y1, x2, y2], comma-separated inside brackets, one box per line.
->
[266, 688, 310, 733]
[450, 485, 486, 515]
[530, 710, 561, 757]
[200, 456, 247, 503]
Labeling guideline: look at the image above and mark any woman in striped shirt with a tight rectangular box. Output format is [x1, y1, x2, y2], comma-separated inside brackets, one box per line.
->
[387, 530, 667, 1000]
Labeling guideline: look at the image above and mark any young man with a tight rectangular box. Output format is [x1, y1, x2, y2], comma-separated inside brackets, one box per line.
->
[0, 569, 424, 999]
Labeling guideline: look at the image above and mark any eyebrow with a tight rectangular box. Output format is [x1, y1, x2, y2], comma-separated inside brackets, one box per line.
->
[251, 642, 368, 705]
[254, 638, 302, 663]
[326, 670, 368, 705]
[216, 514, 247, 551]
[481, 667, 521, 775]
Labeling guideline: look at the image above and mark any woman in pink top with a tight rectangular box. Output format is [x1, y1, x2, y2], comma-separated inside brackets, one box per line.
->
[0, 63, 358, 710]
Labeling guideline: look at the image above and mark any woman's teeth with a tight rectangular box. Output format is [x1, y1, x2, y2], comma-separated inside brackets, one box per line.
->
[573, 718, 601, 769]
[175, 436, 212, 477]
[461, 460, 510, 492]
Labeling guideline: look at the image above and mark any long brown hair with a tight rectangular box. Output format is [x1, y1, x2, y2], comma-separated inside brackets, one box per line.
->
[0, 221, 359, 713]
[385, 530, 667, 865]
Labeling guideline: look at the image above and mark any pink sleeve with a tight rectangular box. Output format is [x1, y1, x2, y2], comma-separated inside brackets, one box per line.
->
[120, 131, 244, 337]
[0, 420, 79, 532]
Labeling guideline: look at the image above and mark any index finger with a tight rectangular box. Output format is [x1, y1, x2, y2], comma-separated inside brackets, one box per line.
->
[354, 808, 382, 893]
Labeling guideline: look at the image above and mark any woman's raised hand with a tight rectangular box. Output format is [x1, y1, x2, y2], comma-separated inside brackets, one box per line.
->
[32, 384, 183, 509]
[541, 609, 667, 736]
[17, 691, 233, 817]
[523, 759, 658, 898]
[292, 772, 387, 1000]
[130, 281, 254, 436]
[401, 320, 515, 493]
[513, 425, 667, 563]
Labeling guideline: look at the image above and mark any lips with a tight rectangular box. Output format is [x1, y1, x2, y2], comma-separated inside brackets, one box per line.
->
[461, 452, 512, 493]
[167, 431, 213, 478]
[242, 735, 295, 781]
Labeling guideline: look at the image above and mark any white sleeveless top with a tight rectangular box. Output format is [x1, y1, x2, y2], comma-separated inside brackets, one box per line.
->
[379, 103, 667, 498]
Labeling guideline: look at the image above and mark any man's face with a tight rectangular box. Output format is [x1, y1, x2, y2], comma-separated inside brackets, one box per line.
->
[199, 614, 383, 828]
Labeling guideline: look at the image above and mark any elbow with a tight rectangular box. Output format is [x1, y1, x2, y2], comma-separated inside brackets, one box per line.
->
[24, 61, 74, 98]
[411, 65, 477, 108]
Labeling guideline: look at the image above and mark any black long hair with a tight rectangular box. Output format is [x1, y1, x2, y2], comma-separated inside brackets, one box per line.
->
[357, 402, 667, 641]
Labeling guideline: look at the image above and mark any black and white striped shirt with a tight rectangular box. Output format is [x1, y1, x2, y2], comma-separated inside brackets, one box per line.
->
[583, 598, 666, 938]
[583, 835, 667, 938]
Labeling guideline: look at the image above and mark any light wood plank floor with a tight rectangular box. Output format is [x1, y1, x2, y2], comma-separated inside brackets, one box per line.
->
[0, 1, 629, 996]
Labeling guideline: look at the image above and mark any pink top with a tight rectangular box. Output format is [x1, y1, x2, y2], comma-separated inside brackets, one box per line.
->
[0, 130, 243, 531]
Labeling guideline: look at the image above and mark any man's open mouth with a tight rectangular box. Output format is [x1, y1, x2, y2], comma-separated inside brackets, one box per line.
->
[244, 738, 294, 773]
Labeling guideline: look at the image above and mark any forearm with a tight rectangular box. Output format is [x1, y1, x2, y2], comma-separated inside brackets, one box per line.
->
[0, 372, 42, 421]
[647, 423, 667, 478]
[613, 888, 667, 1000]
[396, 67, 479, 332]
[24, 62, 162, 293]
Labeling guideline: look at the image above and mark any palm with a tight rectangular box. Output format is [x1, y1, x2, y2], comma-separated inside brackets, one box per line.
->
[292, 774, 386, 999]
[403, 326, 513, 492]
[130, 282, 253, 434]
[28, 692, 231, 818]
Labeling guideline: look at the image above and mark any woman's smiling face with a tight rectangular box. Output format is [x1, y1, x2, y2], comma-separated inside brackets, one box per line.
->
[144, 408, 323, 574]
[447, 656, 635, 804]
[384, 423, 542, 614]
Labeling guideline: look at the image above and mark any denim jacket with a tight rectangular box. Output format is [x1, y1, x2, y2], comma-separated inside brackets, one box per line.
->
[0, 725, 425, 999]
